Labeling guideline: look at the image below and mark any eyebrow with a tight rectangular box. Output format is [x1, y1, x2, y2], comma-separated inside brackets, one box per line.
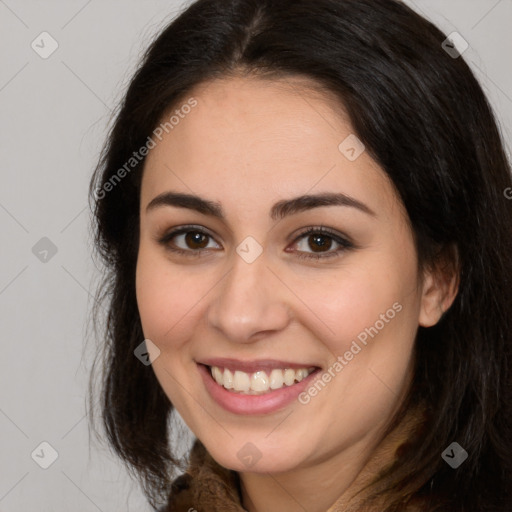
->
[146, 191, 376, 220]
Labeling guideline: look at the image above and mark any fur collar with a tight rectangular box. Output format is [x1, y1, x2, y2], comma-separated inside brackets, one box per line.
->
[163, 407, 428, 512]
[165, 438, 247, 512]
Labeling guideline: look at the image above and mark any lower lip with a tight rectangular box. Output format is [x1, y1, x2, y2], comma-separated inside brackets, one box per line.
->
[197, 363, 321, 415]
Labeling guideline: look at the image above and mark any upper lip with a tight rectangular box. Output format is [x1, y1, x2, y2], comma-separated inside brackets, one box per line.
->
[197, 357, 320, 374]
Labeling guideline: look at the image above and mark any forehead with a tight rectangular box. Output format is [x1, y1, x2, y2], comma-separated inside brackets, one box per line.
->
[140, 76, 404, 221]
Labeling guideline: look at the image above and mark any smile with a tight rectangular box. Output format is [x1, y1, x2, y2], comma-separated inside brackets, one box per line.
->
[197, 360, 322, 415]
[209, 365, 317, 395]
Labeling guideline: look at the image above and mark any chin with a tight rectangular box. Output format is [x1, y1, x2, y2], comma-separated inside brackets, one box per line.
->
[206, 439, 307, 474]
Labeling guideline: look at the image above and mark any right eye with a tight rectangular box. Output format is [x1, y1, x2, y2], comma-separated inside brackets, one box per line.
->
[158, 226, 222, 257]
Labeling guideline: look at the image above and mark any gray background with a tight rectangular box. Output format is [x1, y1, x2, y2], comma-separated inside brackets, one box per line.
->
[0, 1, 510, 510]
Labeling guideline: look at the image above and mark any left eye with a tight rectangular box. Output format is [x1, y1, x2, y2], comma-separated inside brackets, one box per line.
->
[289, 228, 354, 260]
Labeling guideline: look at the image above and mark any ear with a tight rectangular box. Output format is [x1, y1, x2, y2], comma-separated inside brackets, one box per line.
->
[418, 244, 460, 328]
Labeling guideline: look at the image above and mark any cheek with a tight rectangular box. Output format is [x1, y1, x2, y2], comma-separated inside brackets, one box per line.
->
[135, 247, 204, 415]
[292, 255, 417, 357]
[135, 245, 202, 345]
[293, 269, 419, 443]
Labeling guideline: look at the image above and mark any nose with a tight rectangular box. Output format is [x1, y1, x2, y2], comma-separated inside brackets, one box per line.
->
[206, 249, 291, 343]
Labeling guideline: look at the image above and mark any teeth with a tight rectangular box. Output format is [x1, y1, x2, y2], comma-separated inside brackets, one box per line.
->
[251, 371, 269, 392]
[209, 366, 316, 395]
[212, 366, 223, 384]
[233, 370, 250, 392]
[283, 368, 295, 386]
[224, 368, 234, 389]
[269, 369, 284, 389]
[296, 369, 309, 382]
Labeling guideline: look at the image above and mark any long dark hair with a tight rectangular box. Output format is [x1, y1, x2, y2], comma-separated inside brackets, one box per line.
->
[87, 0, 512, 510]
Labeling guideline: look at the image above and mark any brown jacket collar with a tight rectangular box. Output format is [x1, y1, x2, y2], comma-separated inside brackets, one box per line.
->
[164, 405, 429, 512]
[165, 438, 247, 512]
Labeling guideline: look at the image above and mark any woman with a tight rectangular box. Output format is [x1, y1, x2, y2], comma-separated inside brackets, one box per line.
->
[88, 0, 512, 510]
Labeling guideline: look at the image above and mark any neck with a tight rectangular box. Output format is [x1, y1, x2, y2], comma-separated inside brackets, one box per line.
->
[239, 404, 425, 512]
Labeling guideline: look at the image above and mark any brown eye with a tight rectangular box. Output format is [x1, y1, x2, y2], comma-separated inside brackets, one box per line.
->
[158, 226, 221, 256]
[307, 234, 334, 253]
[291, 227, 354, 261]
[184, 231, 209, 249]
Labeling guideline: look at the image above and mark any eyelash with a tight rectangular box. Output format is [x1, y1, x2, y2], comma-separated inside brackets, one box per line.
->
[157, 225, 354, 261]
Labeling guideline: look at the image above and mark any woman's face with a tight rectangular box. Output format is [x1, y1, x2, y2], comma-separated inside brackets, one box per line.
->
[136, 76, 439, 474]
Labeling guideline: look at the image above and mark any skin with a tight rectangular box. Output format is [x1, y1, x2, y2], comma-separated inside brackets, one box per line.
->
[135, 75, 458, 512]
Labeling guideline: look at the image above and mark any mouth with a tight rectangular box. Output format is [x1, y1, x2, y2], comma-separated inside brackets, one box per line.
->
[196, 359, 323, 415]
[204, 364, 319, 395]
